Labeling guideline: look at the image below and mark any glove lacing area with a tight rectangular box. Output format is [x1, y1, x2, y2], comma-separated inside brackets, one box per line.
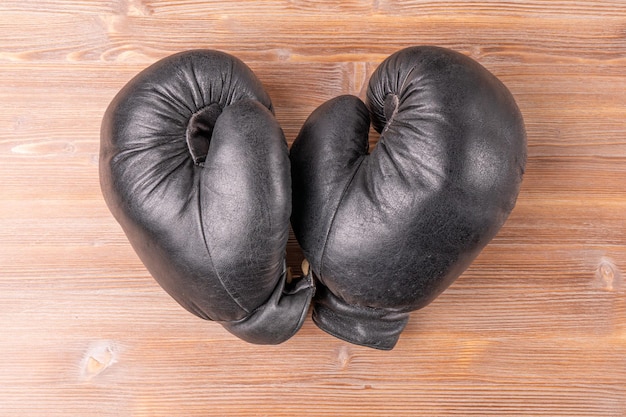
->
[219, 261, 315, 345]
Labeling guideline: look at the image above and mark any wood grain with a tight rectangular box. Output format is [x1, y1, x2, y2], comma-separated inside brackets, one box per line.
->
[1, 1, 625, 416]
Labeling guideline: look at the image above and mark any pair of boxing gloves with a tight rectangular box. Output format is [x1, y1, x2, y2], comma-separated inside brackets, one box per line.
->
[100, 46, 526, 350]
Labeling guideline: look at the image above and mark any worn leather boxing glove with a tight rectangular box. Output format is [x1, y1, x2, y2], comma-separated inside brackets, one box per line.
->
[100, 50, 313, 344]
[291, 46, 526, 350]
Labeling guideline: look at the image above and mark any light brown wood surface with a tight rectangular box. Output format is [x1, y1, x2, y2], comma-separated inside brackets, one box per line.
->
[1, 1, 625, 416]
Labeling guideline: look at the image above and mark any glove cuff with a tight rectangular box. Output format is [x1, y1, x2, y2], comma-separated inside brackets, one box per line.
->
[220, 263, 315, 345]
[312, 284, 409, 350]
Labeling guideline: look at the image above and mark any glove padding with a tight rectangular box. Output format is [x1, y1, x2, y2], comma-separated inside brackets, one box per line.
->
[291, 46, 526, 350]
[100, 50, 314, 345]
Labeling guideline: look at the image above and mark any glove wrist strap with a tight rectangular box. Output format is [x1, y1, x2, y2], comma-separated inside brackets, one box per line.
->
[220, 262, 315, 345]
[312, 284, 409, 350]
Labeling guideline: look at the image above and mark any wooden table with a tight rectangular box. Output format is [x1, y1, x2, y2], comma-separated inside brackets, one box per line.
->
[1, 1, 625, 416]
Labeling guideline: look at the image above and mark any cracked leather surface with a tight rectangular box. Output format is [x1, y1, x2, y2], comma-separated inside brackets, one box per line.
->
[290, 46, 527, 350]
[100, 50, 314, 345]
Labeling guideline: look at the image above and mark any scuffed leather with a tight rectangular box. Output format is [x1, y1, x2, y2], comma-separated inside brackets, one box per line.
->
[291, 46, 527, 350]
[100, 50, 313, 344]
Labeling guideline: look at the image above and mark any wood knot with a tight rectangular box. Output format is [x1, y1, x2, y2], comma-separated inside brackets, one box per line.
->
[334, 345, 353, 370]
[594, 257, 622, 291]
[124, 0, 153, 16]
[81, 341, 118, 380]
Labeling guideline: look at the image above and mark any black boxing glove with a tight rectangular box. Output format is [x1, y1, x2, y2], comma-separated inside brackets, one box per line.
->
[100, 50, 314, 344]
[290, 46, 526, 350]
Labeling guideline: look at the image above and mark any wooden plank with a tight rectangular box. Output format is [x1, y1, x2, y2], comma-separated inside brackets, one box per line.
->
[2, 0, 626, 19]
[0, 11, 625, 63]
